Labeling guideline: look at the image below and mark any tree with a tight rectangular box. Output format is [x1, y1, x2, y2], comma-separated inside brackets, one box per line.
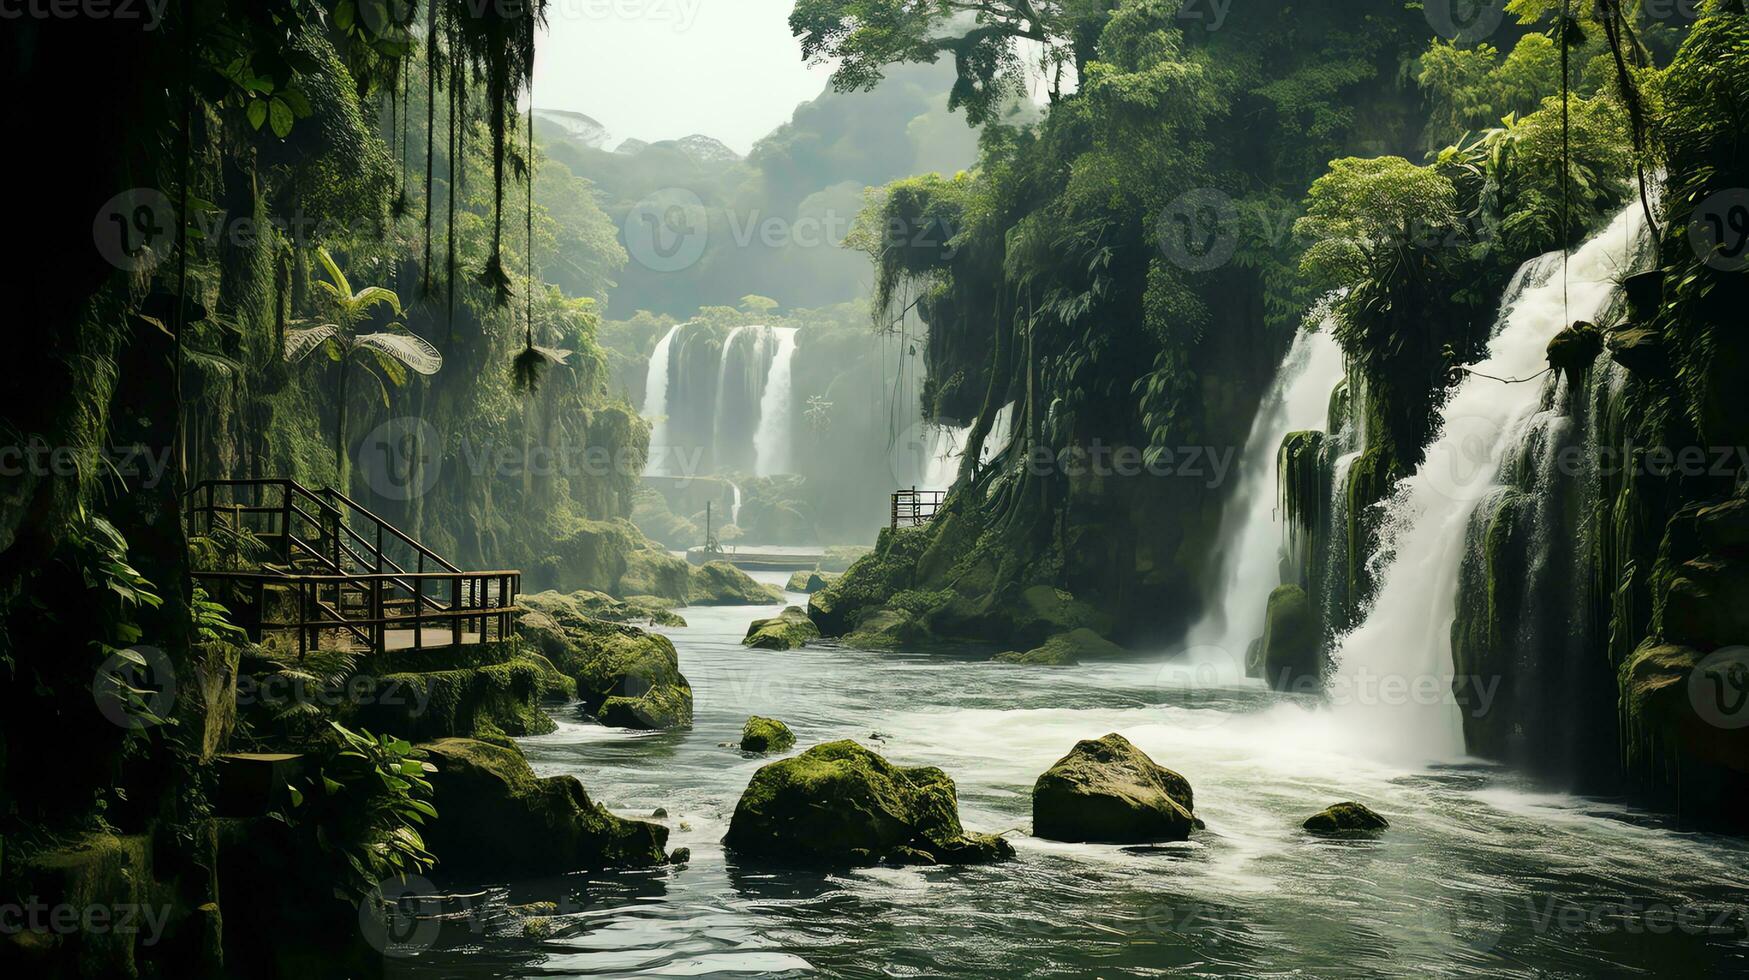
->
[789, 0, 1120, 124]
[285, 248, 443, 490]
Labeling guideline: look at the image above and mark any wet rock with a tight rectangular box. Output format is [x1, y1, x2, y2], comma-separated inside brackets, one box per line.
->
[740, 716, 796, 753]
[690, 561, 785, 605]
[818, 545, 872, 573]
[743, 606, 820, 650]
[1547, 321, 1604, 385]
[724, 740, 1013, 866]
[515, 613, 692, 730]
[1032, 734, 1198, 843]
[668, 847, 691, 865]
[527, 519, 692, 601]
[842, 607, 929, 650]
[994, 628, 1129, 666]
[1303, 801, 1389, 834]
[1258, 585, 1321, 692]
[419, 738, 668, 876]
[786, 570, 841, 593]
[1607, 324, 1670, 379]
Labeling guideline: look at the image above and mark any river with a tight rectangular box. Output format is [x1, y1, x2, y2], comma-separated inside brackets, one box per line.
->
[396, 573, 1749, 978]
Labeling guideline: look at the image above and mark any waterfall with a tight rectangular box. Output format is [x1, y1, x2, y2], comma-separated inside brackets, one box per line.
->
[753, 327, 800, 477]
[640, 324, 683, 476]
[1331, 204, 1645, 761]
[729, 481, 743, 525]
[713, 326, 769, 473]
[1183, 324, 1345, 674]
[917, 403, 1019, 493]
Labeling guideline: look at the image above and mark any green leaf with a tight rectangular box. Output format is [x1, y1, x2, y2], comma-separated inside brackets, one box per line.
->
[269, 99, 294, 139]
[247, 100, 267, 131]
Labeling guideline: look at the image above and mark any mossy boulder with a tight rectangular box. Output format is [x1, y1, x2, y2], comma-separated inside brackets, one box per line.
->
[1546, 320, 1603, 384]
[785, 570, 841, 593]
[842, 607, 930, 650]
[1607, 323, 1671, 379]
[994, 628, 1129, 666]
[807, 526, 934, 636]
[740, 716, 796, 753]
[1257, 585, 1321, 691]
[744, 606, 820, 650]
[419, 738, 669, 876]
[514, 611, 693, 730]
[351, 640, 564, 741]
[690, 561, 785, 605]
[1031, 734, 1198, 843]
[1303, 801, 1389, 834]
[724, 740, 1013, 866]
[522, 588, 684, 628]
[619, 546, 694, 602]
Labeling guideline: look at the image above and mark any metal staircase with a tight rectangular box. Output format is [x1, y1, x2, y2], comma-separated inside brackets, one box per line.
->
[187, 479, 521, 657]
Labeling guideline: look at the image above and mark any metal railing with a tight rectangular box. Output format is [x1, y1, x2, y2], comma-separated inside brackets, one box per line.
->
[891, 488, 946, 528]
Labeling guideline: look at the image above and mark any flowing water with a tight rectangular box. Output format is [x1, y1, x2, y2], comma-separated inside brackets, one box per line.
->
[396, 579, 1749, 978]
[641, 325, 683, 477]
[1330, 205, 1645, 762]
[754, 328, 800, 478]
[1181, 324, 1345, 676]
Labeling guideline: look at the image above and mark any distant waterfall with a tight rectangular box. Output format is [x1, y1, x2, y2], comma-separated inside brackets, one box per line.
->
[1331, 204, 1646, 761]
[918, 403, 1018, 493]
[1183, 325, 1345, 674]
[754, 327, 800, 477]
[729, 482, 743, 525]
[640, 324, 682, 476]
[713, 326, 772, 473]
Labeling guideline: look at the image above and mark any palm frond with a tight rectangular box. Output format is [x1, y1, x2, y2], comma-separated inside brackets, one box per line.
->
[284, 324, 339, 363]
[350, 286, 403, 316]
[355, 331, 442, 375]
[316, 247, 353, 299]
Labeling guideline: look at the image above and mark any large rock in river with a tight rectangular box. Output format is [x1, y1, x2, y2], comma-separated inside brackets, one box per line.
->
[419, 738, 669, 876]
[724, 740, 1013, 866]
[744, 606, 820, 650]
[1032, 734, 1198, 843]
[739, 716, 795, 753]
[1257, 585, 1321, 692]
[1303, 801, 1389, 834]
[690, 561, 785, 605]
[515, 609, 693, 730]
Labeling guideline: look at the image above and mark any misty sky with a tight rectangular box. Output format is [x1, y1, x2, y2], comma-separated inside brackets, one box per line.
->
[532, 0, 837, 155]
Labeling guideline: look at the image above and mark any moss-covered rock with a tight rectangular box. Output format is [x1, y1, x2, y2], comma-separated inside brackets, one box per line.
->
[528, 518, 692, 602]
[1031, 734, 1198, 843]
[1546, 320, 1604, 385]
[522, 588, 685, 628]
[740, 716, 796, 753]
[619, 546, 694, 602]
[514, 611, 693, 730]
[724, 740, 1013, 866]
[807, 526, 933, 636]
[352, 641, 562, 742]
[1257, 585, 1321, 691]
[994, 628, 1129, 666]
[690, 561, 785, 605]
[1303, 801, 1389, 834]
[842, 607, 929, 650]
[785, 570, 841, 593]
[744, 606, 820, 650]
[419, 738, 669, 876]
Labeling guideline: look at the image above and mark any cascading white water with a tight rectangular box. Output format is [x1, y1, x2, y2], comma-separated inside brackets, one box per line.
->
[917, 403, 1019, 493]
[1183, 324, 1345, 675]
[712, 325, 754, 448]
[640, 324, 683, 476]
[753, 327, 800, 477]
[1331, 204, 1644, 761]
[729, 481, 743, 525]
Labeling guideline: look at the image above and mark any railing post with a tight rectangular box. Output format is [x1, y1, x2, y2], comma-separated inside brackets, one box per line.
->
[297, 579, 309, 660]
[451, 576, 462, 648]
[413, 574, 423, 651]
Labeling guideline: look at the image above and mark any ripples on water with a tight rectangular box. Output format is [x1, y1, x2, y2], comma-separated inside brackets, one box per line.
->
[394, 591, 1749, 979]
